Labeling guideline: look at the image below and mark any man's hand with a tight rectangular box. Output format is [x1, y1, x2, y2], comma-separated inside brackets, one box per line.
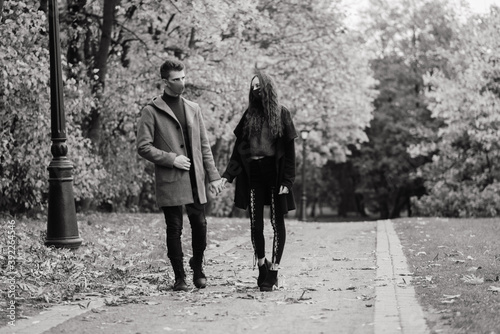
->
[278, 185, 289, 195]
[173, 155, 191, 170]
[209, 179, 224, 196]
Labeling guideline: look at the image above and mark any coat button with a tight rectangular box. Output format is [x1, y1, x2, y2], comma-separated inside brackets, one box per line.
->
[180, 144, 184, 148]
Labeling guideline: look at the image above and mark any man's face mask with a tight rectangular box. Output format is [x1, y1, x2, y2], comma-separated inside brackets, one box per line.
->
[165, 70, 185, 96]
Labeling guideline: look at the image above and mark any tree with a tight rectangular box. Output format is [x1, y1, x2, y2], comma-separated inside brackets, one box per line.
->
[347, 0, 460, 218]
[411, 6, 500, 217]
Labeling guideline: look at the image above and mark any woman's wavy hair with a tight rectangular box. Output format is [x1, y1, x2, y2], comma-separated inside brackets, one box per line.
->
[243, 71, 283, 139]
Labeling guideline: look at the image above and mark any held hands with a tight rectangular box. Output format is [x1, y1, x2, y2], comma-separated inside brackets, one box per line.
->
[173, 155, 191, 170]
[209, 178, 229, 196]
[209, 179, 224, 196]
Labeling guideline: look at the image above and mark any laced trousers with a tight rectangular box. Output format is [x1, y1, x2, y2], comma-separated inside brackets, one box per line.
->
[248, 156, 286, 265]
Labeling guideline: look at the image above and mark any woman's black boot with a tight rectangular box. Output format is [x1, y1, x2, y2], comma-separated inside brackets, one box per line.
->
[171, 259, 189, 292]
[189, 256, 207, 289]
[260, 269, 278, 292]
[257, 259, 271, 287]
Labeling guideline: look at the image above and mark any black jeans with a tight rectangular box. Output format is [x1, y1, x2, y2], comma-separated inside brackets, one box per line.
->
[248, 156, 286, 265]
[161, 169, 206, 262]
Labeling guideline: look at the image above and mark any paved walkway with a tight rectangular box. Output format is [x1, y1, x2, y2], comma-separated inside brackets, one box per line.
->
[2, 219, 429, 334]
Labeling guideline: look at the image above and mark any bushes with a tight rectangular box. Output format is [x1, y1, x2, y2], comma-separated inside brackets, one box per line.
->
[410, 9, 500, 218]
[413, 182, 500, 218]
[0, 1, 105, 213]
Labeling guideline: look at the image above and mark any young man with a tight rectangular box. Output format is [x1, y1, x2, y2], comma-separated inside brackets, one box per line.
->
[137, 59, 222, 291]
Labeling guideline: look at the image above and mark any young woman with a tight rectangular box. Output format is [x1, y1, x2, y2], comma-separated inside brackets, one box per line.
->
[221, 71, 297, 291]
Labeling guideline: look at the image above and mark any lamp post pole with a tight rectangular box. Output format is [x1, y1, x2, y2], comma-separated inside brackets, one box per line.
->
[45, 0, 82, 249]
[300, 130, 309, 221]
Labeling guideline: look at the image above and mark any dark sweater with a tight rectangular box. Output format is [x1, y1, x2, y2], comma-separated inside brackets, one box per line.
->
[162, 91, 191, 158]
[249, 120, 276, 157]
[162, 91, 186, 131]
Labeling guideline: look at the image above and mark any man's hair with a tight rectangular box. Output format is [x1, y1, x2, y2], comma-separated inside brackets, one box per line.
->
[160, 59, 185, 79]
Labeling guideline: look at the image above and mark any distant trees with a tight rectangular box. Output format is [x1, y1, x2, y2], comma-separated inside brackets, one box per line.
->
[343, 0, 500, 218]
[412, 7, 500, 217]
[341, 0, 463, 218]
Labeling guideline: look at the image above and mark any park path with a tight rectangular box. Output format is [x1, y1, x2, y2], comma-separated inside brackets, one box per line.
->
[3, 219, 429, 334]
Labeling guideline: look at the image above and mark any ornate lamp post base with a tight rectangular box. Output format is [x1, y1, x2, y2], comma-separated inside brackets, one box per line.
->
[45, 156, 82, 249]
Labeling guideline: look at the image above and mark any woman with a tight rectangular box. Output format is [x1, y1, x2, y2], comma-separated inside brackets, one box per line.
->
[221, 71, 297, 291]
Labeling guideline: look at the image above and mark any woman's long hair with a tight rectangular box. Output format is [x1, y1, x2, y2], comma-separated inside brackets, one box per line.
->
[243, 71, 283, 139]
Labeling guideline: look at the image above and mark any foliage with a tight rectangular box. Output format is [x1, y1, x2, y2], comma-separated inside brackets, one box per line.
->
[2, 0, 376, 215]
[253, 0, 377, 165]
[0, 1, 105, 213]
[412, 7, 500, 217]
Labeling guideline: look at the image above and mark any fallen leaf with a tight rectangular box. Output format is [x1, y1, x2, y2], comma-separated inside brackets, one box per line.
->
[440, 300, 455, 304]
[461, 274, 484, 285]
[443, 294, 460, 299]
[450, 259, 465, 264]
[310, 315, 326, 320]
[487, 286, 500, 293]
[145, 301, 161, 305]
[466, 266, 481, 272]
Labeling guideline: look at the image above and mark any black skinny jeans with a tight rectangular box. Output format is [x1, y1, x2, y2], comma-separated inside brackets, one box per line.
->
[161, 168, 207, 262]
[248, 156, 286, 265]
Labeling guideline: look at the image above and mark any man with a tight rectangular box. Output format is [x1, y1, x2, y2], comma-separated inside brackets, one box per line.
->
[137, 58, 222, 291]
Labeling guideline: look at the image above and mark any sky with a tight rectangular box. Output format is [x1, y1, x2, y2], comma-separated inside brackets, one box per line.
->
[343, 0, 500, 28]
[468, 0, 500, 13]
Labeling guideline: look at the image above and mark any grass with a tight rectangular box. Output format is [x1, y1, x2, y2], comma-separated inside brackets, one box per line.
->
[393, 217, 500, 333]
[0, 212, 249, 326]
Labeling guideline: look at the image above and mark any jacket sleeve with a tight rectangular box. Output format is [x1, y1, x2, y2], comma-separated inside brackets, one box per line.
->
[198, 107, 221, 182]
[281, 139, 296, 190]
[221, 113, 248, 183]
[281, 107, 298, 190]
[222, 135, 246, 183]
[136, 106, 177, 168]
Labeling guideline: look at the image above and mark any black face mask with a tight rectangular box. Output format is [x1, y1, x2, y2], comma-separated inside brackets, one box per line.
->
[251, 88, 261, 99]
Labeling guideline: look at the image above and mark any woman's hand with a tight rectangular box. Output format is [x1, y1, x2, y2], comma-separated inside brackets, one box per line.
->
[278, 185, 289, 195]
[220, 178, 228, 189]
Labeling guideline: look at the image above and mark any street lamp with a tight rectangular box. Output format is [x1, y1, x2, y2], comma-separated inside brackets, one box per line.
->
[45, 0, 82, 249]
[300, 129, 309, 221]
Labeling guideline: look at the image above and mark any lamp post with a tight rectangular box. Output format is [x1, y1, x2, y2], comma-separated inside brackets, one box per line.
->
[45, 0, 82, 249]
[300, 129, 309, 221]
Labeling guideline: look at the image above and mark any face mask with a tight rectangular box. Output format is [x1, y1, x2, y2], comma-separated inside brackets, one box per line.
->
[168, 81, 185, 96]
[251, 88, 261, 99]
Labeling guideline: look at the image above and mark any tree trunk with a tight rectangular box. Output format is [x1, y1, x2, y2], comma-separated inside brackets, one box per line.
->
[1, 0, 5, 18]
[66, 0, 88, 69]
[86, 0, 119, 149]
